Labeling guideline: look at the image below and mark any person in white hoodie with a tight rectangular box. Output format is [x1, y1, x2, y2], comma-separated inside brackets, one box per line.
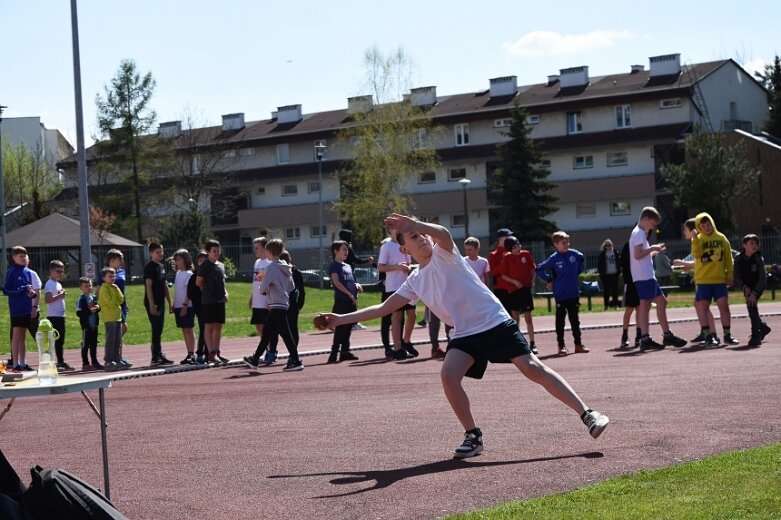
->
[243, 239, 303, 372]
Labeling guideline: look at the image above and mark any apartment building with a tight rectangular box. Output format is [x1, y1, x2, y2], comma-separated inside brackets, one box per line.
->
[57, 53, 768, 250]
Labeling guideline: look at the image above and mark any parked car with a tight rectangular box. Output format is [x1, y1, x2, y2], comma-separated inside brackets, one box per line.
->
[300, 269, 331, 288]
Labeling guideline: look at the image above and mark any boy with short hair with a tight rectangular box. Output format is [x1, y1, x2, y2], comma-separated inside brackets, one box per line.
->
[44, 260, 73, 371]
[3, 246, 37, 371]
[735, 234, 772, 346]
[144, 242, 174, 366]
[692, 212, 740, 345]
[76, 277, 102, 370]
[496, 236, 538, 354]
[629, 207, 687, 350]
[327, 240, 361, 363]
[99, 267, 128, 371]
[463, 237, 490, 286]
[535, 231, 588, 356]
[196, 239, 230, 365]
[249, 237, 277, 365]
[321, 214, 609, 458]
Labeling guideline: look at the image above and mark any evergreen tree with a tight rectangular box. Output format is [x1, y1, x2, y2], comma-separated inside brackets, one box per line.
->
[488, 105, 558, 241]
[755, 55, 781, 137]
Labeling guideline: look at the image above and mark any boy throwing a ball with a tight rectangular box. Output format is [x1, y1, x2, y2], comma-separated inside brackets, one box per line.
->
[321, 214, 609, 458]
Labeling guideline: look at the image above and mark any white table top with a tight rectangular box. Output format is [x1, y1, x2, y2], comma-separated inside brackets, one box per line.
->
[0, 374, 113, 398]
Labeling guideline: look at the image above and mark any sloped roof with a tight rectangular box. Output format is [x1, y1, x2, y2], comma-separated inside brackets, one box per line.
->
[6, 212, 143, 248]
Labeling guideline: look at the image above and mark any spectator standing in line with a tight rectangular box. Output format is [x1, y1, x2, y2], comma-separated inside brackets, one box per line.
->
[735, 234, 772, 346]
[196, 239, 231, 365]
[378, 234, 417, 360]
[495, 236, 538, 355]
[327, 240, 361, 363]
[3, 246, 37, 372]
[597, 239, 621, 309]
[487, 228, 513, 311]
[189, 251, 208, 364]
[172, 249, 197, 364]
[144, 242, 174, 366]
[339, 229, 374, 331]
[76, 277, 102, 370]
[43, 260, 74, 371]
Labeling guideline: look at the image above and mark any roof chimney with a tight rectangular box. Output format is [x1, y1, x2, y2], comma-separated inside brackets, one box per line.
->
[559, 66, 589, 88]
[221, 113, 245, 131]
[630, 64, 644, 74]
[277, 104, 303, 124]
[547, 74, 560, 86]
[410, 86, 437, 107]
[158, 121, 182, 138]
[649, 53, 681, 77]
[489, 76, 518, 97]
[347, 95, 373, 115]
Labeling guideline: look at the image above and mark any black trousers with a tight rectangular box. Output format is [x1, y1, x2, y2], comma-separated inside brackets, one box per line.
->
[146, 306, 165, 359]
[555, 298, 582, 345]
[332, 298, 356, 352]
[81, 327, 99, 364]
[600, 274, 620, 307]
[48, 316, 66, 364]
[253, 309, 299, 363]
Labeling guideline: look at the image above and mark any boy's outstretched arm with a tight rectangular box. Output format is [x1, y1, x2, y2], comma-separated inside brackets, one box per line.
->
[384, 213, 455, 251]
[323, 293, 409, 329]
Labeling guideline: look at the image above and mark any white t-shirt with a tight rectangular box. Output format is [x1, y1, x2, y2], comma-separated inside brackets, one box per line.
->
[44, 278, 66, 317]
[30, 270, 42, 291]
[251, 258, 270, 309]
[629, 225, 655, 282]
[396, 244, 510, 339]
[378, 240, 411, 292]
[464, 256, 489, 281]
[173, 270, 192, 308]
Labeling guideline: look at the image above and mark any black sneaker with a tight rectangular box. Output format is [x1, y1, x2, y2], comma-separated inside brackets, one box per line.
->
[402, 342, 419, 358]
[529, 343, 539, 355]
[392, 348, 412, 360]
[339, 351, 359, 362]
[243, 356, 260, 369]
[217, 354, 231, 365]
[180, 353, 196, 365]
[453, 428, 483, 459]
[56, 362, 74, 372]
[663, 332, 687, 347]
[384, 346, 395, 361]
[119, 359, 133, 368]
[639, 337, 665, 351]
[760, 323, 771, 340]
[327, 350, 339, 364]
[690, 332, 707, 343]
[703, 335, 720, 347]
[150, 358, 164, 366]
[283, 360, 304, 372]
[157, 354, 174, 365]
[582, 410, 610, 439]
[723, 334, 740, 345]
[747, 334, 762, 347]
[195, 354, 207, 365]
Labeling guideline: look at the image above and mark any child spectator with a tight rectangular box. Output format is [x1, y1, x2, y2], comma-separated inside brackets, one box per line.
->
[144, 242, 174, 366]
[196, 240, 230, 365]
[488, 228, 513, 309]
[99, 267, 128, 371]
[495, 236, 538, 355]
[44, 260, 73, 371]
[327, 240, 362, 363]
[692, 212, 739, 345]
[3, 246, 37, 371]
[322, 214, 609, 458]
[378, 234, 417, 360]
[243, 239, 303, 372]
[279, 250, 305, 347]
[735, 234, 772, 346]
[173, 249, 196, 364]
[248, 237, 275, 365]
[75, 277, 102, 370]
[629, 207, 687, 350]
[535, 231, 588, 356]
[189, 251, 208, 364]
[463, 237, 490, 286]
[597, 239, 621, 309]
[618, 240, 641, 349]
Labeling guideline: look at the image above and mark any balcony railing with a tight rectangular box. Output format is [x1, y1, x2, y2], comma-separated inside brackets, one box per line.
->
[722, 120, 753, 132]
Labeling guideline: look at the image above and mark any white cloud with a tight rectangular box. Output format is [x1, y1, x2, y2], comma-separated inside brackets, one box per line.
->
[741, 57, 768, 77]
[502, 30, 636, 57]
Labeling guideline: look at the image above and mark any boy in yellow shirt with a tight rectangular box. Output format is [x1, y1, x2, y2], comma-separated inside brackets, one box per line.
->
[98, 267, 131, 370]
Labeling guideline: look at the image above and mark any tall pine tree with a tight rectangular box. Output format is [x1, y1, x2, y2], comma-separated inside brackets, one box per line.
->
[489, 105, 558, 241]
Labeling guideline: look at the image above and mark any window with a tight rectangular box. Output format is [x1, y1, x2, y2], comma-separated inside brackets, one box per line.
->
[452, 214, 466, 227]
[448, 168, 467, 181]
[255, 187, 265, 195]
[191, 155, 201, 174]
[310, 225, 327, 238]
[610, 201, 632, 216]
[455, 124, 470, 146]
[607, 151, 628, 167]
[282, 184, 298, 196]
[277, 143, 290, 164]
[221, 149, 236, 159]
[420, 216, 440, 224]
[576, 204, 596, 218]
[494, 118, 512, 128]
[285, 227, 300, 240]
[615, 105, 631, 128]
[239, 147, 256, 157]
[567, 112, 582, 134]
[308, 181, 320, 193]
[418, 171, 436, 184]
[412, 129, 427, 149]
[573, 155, 594, 169]
[660, 98, 682, 109]
[526, 114, 540, 125]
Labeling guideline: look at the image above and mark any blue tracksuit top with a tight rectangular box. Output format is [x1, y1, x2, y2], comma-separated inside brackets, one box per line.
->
[535, 249, 585, 301]
[3, 264, 34, 317]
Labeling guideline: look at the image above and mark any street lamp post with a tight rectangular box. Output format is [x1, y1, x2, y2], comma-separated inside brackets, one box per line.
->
[458, 177, 472, 237]
[0, 104, 7, 275]
[315, 142, 327, 289]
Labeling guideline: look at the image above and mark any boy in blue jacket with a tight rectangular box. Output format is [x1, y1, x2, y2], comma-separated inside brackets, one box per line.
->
[3, 246, 37, 371]
[536, 231, 588, 356]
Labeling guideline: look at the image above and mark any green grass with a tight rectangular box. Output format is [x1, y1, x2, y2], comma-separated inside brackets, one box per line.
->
[446, 442, 781, 520]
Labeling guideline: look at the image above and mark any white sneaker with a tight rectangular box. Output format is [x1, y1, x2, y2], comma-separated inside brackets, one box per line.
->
[583, 410, 609, 439]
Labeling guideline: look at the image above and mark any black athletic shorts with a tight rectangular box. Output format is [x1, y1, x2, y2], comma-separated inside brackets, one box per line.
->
[250, 308, 270, 325]
[510, 287, 534, 313]
[201, 302, 226, 324]
[447, 319, 531, 379]
[623, 282, 639, 308]
[10, 314, 32, 329]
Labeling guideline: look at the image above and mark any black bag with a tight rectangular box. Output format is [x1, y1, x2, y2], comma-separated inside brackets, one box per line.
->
[21, 465, 128, 520]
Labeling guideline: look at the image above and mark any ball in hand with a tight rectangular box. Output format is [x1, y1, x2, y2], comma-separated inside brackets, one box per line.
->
[313, 314, 329, 330]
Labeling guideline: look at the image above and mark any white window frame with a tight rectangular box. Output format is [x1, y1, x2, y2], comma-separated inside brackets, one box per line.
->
[418, 171, 436, 184]
[448, 168, 467, 181]
[285, 227, 301, 240]
[615, 105, 631, 129]
[567, 112, 582, 134]
[610, 201, 632, 216]
[659, 98, 682, 109]
[191, 154, 201, 174]
[576, 204, 596, 218]
[451, 214, 466, 227]
[308, 181, 320, 194]
[282, 184, 298, 197]
[607, 151, 628, 167]
[255, 186, 265, 195]
[526, 114, 540, 125]
[221, 148, 237, 159]
[494, 118, 512, 128]
[540, 158, 552, 168]
[455, 124, 470, 146]
[310, 225, 327, 238]
[277, 143, 290, 165]
[239, 147, 256, 157]
[412, 128, 427, 149]
[573, 155, 594, 169]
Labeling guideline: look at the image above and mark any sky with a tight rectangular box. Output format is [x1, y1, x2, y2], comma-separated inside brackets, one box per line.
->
[1, 0, 778, 146]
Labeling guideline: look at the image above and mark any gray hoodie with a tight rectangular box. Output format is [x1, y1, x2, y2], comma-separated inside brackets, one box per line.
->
[258, 259, 294, 310]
